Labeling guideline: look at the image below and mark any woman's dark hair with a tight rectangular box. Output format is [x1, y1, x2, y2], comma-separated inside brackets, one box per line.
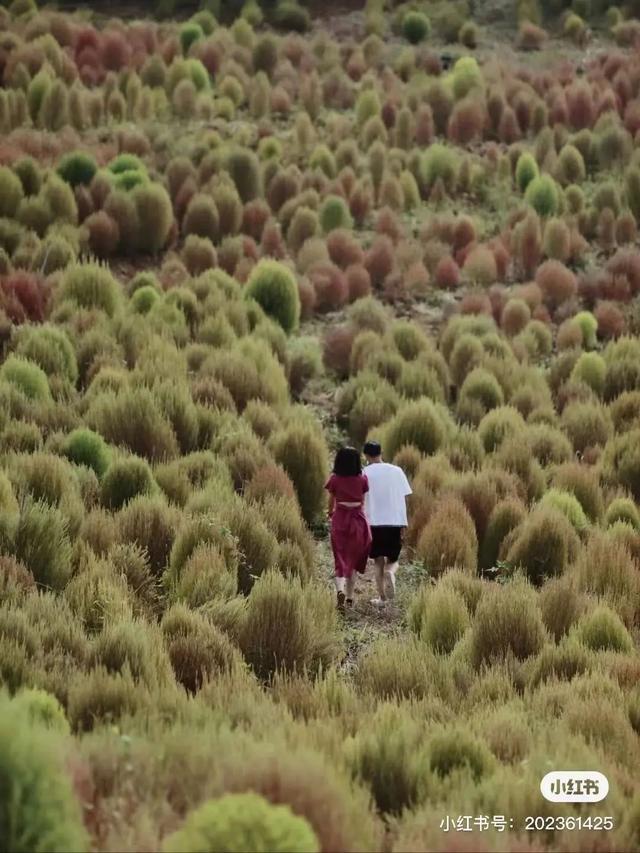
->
[333, 446, 362, 477]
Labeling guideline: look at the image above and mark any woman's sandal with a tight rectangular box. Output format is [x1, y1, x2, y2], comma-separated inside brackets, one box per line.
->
[337, 591, 346, 611]
[346, 598, 354, 608]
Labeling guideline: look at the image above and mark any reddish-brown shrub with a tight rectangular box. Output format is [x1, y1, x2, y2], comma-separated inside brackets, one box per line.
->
[349, 183, 372, 226]
[594, 300, 626, 340]
[260, 219, 287, 259]
[615, 212, 637, 245]
[566, 82, 595, 131]
[452, 217, 476, 253]
[517, 22, 547, 51]
[607, 249, 640, 297]
[514, 211, 542, 279]
[501, 298, 531, 336]
[101, 30, 131, 71]
[85, 211, 120, 258]
[364, 235, 394, 288]
[434, 255, 460, 289]
[415, 104, 434, 146]
[375, 207, 402, 243]
[243, 199, 271, 242]
[460, 291, 492, 316]
[0, 271, 50, 323]
[498, 107, 521, 144]
[535, 260, 577, 309]
[323, 324, 356, 378]
[297, 277, 316, 320]
[308, 262, 348, 312]
[447, 99, 485, 145]
[327, 229, 363, 268]
[345, 264, 371, 301]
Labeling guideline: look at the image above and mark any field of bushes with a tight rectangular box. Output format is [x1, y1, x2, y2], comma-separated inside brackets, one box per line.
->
[1, 0, 640, 850]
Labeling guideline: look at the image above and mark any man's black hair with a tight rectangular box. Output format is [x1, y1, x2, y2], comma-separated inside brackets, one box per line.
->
[363, 440, 382, 458]
[333, 446, 362, 477]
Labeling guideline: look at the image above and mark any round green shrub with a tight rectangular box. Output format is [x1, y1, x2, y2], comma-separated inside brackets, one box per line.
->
[64, 428, 111, 478]
[428, 727, 492, 781]
[319, 195, 353, 234]
[57, 151, 97, 187]
[180, 21, 204, 54]
[163, 792, 319, 853]
[383, 399, 449, 460]
[0, 698, 87, 853]
[575, 605, 633, 653]
[524, 174, 560, 217]
[420, 143, 460, 193]
[130, 285, 161, 314]
[0, 356, 50, 402]
[245, 260, 300, 334]
[538, 488, 589, 533]
[0, 166, 24, 218]
[13, 688, 69, 733]
[571, 352, 606, 397]
[409, 584, 469, 653]
[605, 497, 640, 531]
[451, 56, 483, 100]
[515, 152, 539, 193]
[14, 499, 72, 590]
[402, 11, 431, 43]
[271, 423, 328, 525]
[59, 262, 121, 317]
[14, 325, 78, 384]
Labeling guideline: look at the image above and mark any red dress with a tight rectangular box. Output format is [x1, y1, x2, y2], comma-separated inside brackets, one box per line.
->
[325, 473, 372, 578]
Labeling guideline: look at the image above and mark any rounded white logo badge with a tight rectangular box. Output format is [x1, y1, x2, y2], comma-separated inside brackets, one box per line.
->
[540, 771, 608, 803]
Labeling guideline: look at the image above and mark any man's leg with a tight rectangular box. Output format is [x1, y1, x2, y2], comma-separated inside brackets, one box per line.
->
[371, 556, 386, 605]
[384, 560, 398, 599]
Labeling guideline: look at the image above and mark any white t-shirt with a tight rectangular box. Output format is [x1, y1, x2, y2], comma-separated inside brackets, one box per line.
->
[363, 462, 413, 527]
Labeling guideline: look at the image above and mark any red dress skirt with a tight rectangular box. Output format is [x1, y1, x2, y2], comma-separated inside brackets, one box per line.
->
[326, 473, 372, 578]
[330, 505, 372, 578]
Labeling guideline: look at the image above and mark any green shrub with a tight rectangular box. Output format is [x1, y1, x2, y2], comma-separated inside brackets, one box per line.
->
[58, 262, 121, 317]
[602, 429, 640, 501]
[14, 499, 72, 590]
[458, 368, 504, 421]
[226, 146, 262, 203]
[420, 143, 459, 193]
[515, 152, 539, 193]
[101, 456, 156, 509]
[241, 572, 339, 681]
[271, 423, 327, 525]
[274, 2, 310, 32]
[66, 665, 146, 732]
[538, 488, 589, 533]
[561, 401, 612, 455]
[571, 351, 606, 397]
[416, 497, 477, 577]
[0, 166, 24, 218]
[409, 584, 470, 653]
[13, 325, 77, 384]
[319, 195, 353, 233]
[606, 497, 640, 530]
[132, 183, 174, 254]
[57, 151, 97, 187]
[382, 399, 449, 460]
[505, 507, 579, 584]
[479, 497, 526, 571]
[402, 11, 431, 43]
[552, 462, 603, 522]
[0, 697, 88, 852]
[0, 356, 50, 402]
[245, 260, 300, 334]
[180, 20, 204, 53]
[471, 576, 546, 667]
[12, 688, 69, 733]
[524, 174, 560, 217]
[349, 706, 425, 816]
[575, 605, 633, 653]
[354, 636, 445, 701]
[163, 793, 319, 853]
[478, 406, 525, 453]
[428, 727, 492, 781]
[64, 428, 111, 478]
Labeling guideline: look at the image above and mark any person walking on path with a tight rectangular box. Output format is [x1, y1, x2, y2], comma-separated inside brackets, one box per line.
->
[325, 446, 372, 611]
[362, 440, 413, 607]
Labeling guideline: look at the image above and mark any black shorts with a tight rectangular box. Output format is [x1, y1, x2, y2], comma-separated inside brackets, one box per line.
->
[369, 526, 403, 562]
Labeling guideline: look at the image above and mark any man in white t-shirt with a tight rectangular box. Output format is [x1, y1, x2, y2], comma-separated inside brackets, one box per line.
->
[362, 440, 413, 606]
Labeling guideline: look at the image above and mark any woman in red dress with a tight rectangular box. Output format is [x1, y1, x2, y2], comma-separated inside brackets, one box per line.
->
[325, 446, 372, 611]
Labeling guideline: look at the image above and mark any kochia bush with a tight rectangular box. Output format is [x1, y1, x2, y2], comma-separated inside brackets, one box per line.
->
[245, 260, 300, 334]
